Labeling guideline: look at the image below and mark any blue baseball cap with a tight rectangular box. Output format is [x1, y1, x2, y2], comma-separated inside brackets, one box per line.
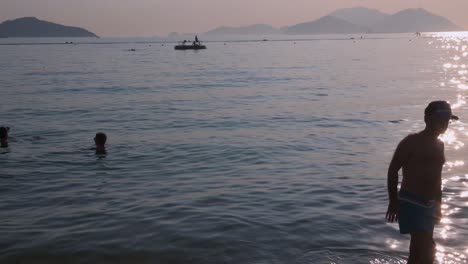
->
[424, 101, 459, 120]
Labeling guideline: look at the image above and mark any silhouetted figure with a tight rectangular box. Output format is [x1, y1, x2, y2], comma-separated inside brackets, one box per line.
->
[0, 127, 9, 148]
[94, 132, 107, 154]
[386, 101, 459, 263]
[195, 35, 199, 43]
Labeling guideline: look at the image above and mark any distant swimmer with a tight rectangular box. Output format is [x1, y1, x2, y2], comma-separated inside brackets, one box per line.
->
[386, 101, 459, 263]
[94, 132, 107, 154]
[0, 127, 9, 148]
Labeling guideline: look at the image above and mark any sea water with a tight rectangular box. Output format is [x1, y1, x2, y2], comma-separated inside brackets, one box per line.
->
[0, 33, 467, 263]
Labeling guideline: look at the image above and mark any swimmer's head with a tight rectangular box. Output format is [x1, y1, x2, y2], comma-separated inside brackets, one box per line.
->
[0, 127, 9, 148]
[0, 127, 8, 139]
[94, 132, 107, 146]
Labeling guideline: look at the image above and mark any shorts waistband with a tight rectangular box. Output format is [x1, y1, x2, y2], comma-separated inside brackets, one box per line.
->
[399, 190, 435, 208]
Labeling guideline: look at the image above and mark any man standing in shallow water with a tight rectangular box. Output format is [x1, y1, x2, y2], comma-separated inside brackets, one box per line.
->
[386, 101, 458, 263]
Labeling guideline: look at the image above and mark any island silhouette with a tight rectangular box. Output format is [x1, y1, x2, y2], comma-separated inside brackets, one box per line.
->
[0, 17, 98, 38]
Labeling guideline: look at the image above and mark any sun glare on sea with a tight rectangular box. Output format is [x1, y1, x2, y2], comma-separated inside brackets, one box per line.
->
[428, 30, 468, 264]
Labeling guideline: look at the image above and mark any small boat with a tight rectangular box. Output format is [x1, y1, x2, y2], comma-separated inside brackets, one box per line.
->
[174, 43, 206, 50]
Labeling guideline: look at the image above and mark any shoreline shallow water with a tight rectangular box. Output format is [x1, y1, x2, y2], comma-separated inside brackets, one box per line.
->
[1, 33, 467, 263]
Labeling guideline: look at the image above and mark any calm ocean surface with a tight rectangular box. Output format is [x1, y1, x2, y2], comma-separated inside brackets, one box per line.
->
[0, 33, 467, 264]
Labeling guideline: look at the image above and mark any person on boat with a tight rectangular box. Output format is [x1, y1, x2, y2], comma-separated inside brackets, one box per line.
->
[195, 35, 199, 43]
[386, 101, 458, 263]
[0, 126, 9, 148]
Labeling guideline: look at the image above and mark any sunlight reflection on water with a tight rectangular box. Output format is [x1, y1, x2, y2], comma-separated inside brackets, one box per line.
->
[430, 31, 468, 264]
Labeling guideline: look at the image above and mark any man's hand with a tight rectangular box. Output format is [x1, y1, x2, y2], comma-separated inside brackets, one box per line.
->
[386, 200, 399, 223]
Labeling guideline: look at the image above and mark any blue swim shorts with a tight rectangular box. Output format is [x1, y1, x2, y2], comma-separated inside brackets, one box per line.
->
[398, 190, 439, 234]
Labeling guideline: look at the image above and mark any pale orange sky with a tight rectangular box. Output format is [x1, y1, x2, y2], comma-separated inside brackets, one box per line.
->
[1, 0, 467, 37]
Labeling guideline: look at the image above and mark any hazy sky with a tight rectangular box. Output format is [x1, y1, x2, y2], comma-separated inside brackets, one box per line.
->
[1, 0, 467, 37]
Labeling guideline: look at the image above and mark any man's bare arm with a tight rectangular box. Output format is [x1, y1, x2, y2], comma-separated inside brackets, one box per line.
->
[386, 136, 413, 222]
[387, 136, 412, 202]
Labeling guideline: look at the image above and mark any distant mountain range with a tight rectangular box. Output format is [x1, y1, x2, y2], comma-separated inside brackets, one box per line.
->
[202, 7, 462, 36]
[205, 24, 280, 35]
[0, 17, 98, 38]
[328, 7, 387, 30]
[0, 8, 462, 38]
[369, 8, 461, 33]
[284, 16, 363, 34]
